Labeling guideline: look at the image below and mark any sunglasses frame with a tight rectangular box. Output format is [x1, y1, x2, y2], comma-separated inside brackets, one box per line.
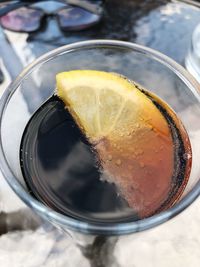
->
[0, 0, 103, 33]
[0, 0, 103, 15]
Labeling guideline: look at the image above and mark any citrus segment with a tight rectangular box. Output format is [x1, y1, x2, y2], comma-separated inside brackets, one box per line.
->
[56, 70, 174, 217]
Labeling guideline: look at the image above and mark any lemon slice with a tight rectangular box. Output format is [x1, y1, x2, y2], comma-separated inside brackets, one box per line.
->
[56, 70, 174, 217]
[57, 70, 169, 141]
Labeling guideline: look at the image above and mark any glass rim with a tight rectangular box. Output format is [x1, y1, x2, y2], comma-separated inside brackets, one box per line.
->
[0, 39, 200, 235]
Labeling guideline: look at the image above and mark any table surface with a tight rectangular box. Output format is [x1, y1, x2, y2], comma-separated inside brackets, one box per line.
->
[0, 1, 200, 266]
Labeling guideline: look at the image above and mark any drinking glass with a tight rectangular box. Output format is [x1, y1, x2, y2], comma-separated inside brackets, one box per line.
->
[0, 40, 200, 237]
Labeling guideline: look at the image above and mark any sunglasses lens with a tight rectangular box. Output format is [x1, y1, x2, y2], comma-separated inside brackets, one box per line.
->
[57, 7, 101, 31]
[0, 7, 43, 32]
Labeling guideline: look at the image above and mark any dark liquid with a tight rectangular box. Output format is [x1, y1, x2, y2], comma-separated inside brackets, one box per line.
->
[20, 96, 138, 223]
[20, 94, 191, 223]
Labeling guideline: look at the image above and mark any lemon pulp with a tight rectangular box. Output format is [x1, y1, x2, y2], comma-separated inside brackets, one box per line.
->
[56, 70, 189, 218]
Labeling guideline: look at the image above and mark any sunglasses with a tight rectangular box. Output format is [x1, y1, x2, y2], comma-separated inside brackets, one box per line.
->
[0, 0, 103, 33]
